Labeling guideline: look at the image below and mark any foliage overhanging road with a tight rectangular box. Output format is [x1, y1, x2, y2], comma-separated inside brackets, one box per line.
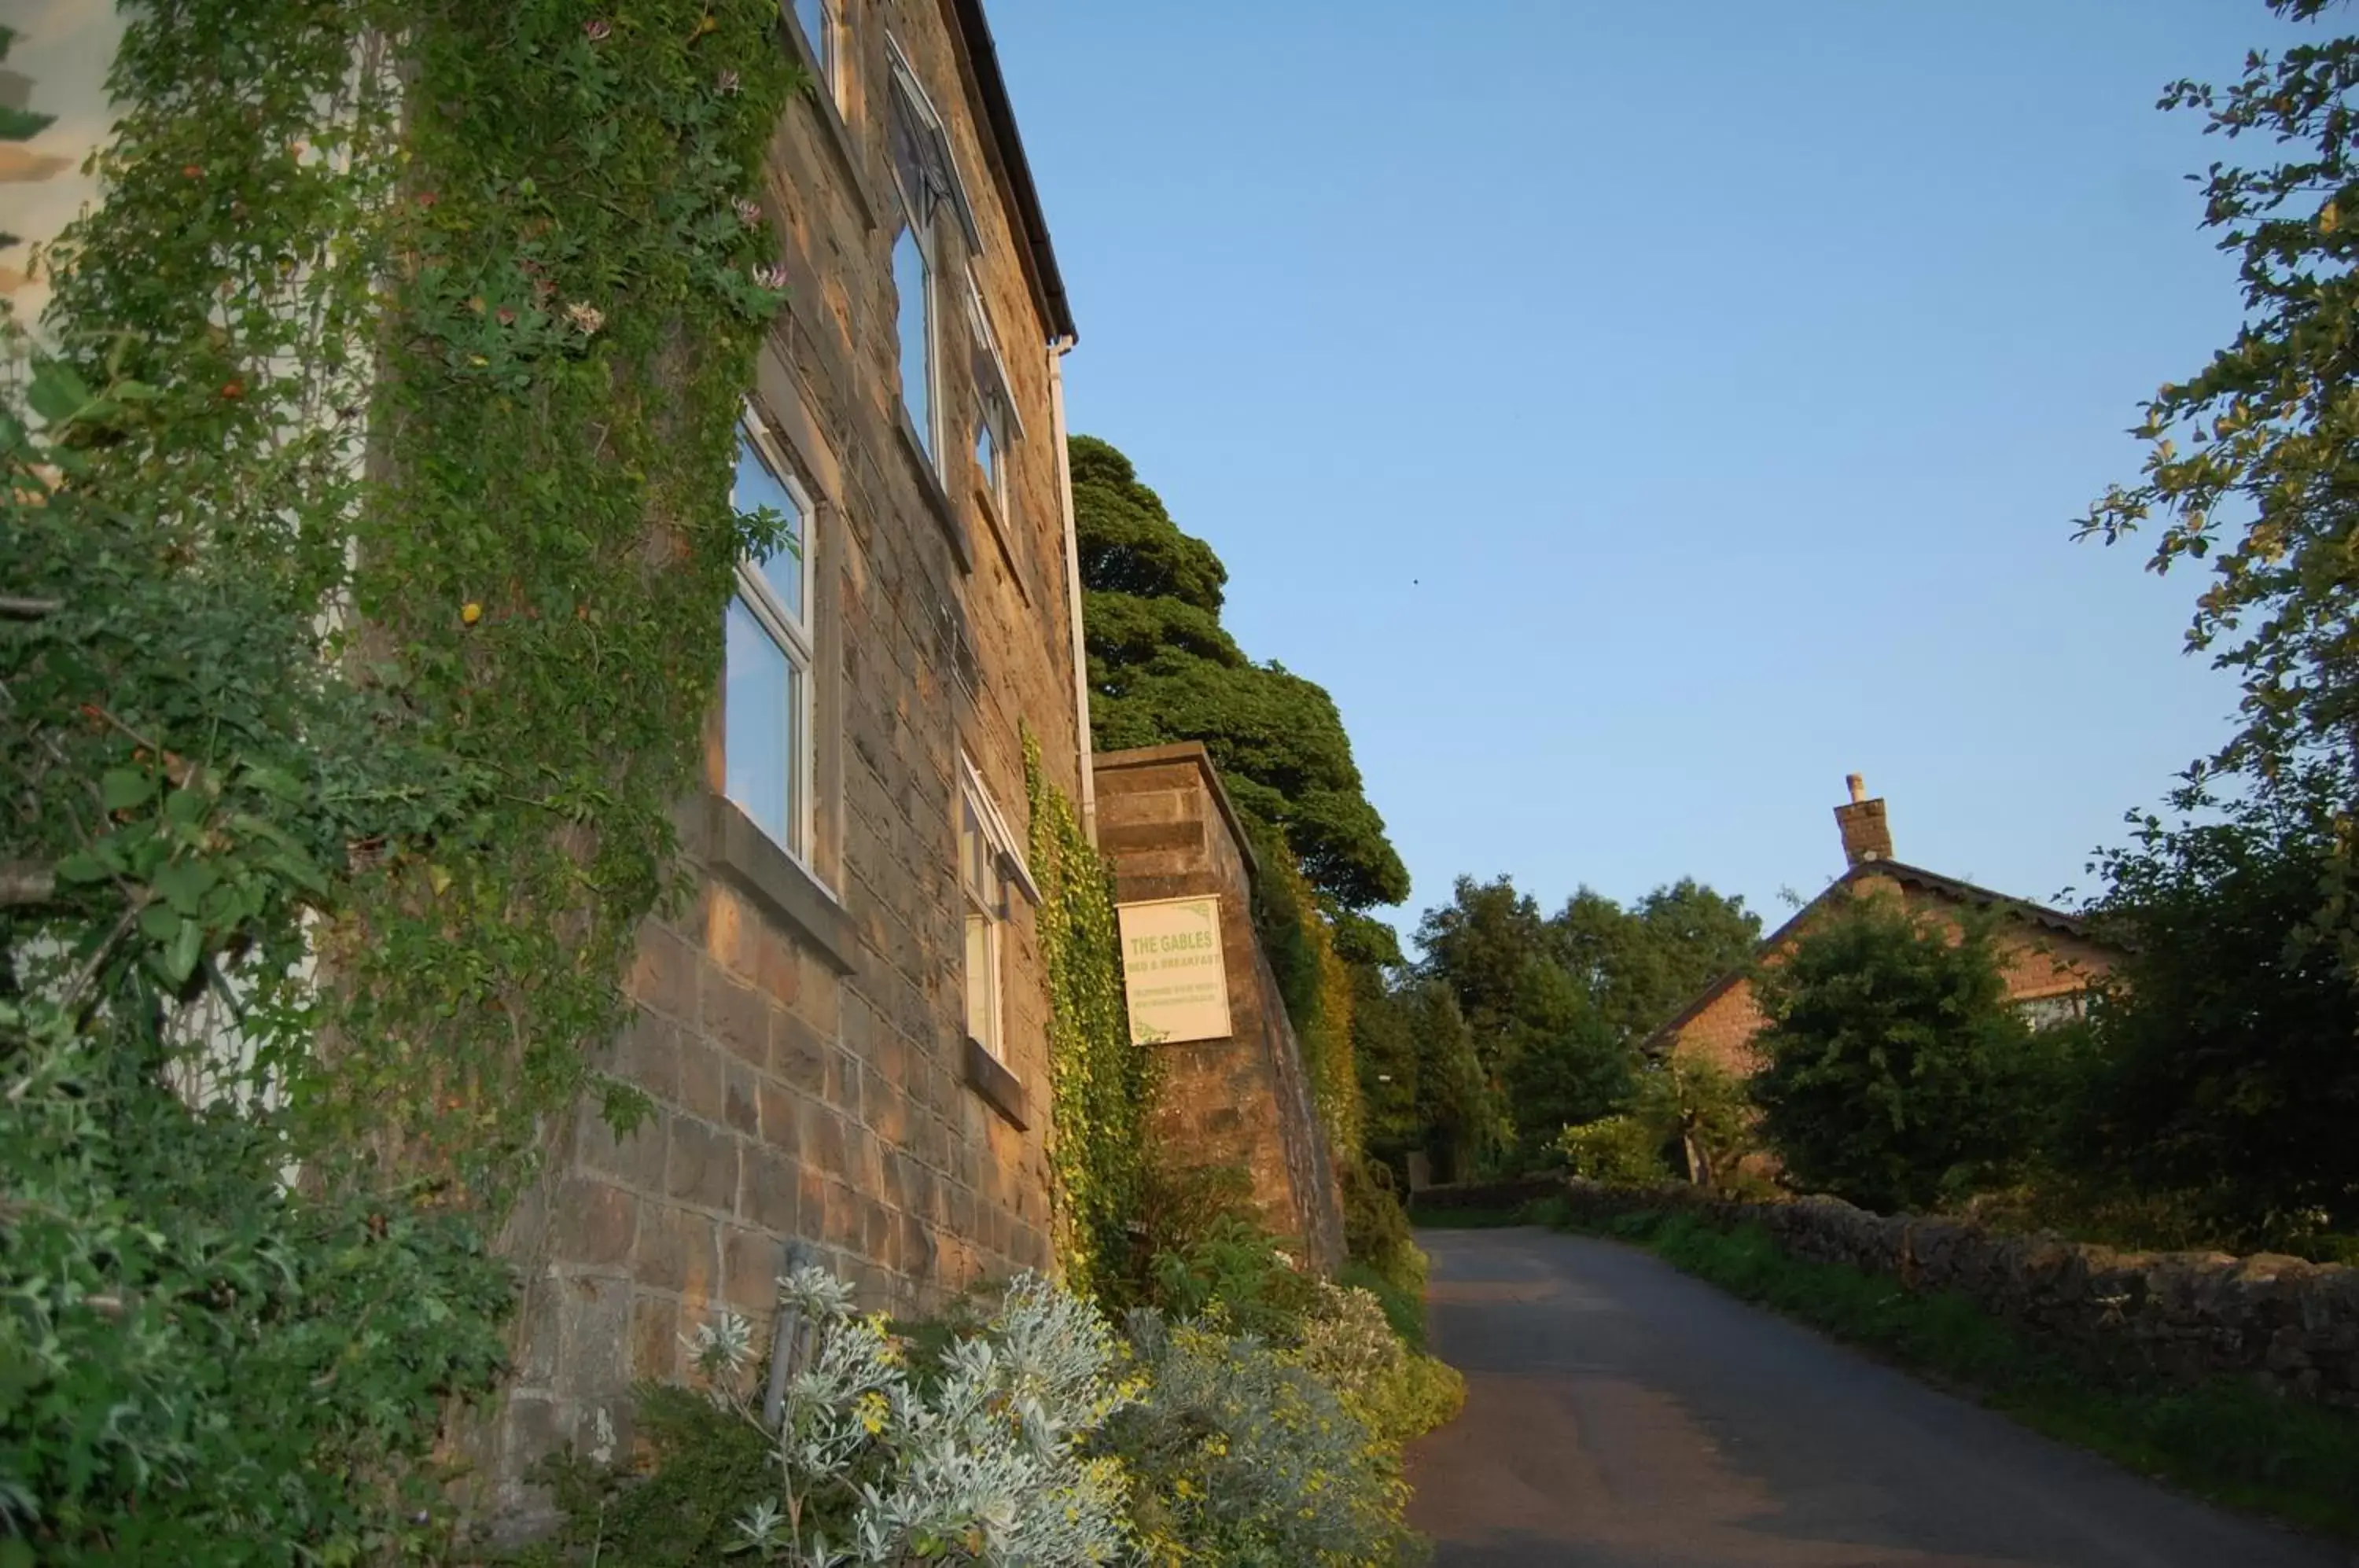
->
[1405, 1226, 2352, 1568]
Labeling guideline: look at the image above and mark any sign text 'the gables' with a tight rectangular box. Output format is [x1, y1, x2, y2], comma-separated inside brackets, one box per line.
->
[1114, 896, 1231, 1046]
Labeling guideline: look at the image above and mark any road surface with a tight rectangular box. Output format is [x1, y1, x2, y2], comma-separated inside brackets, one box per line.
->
[1404, 1225, 2352, 1568]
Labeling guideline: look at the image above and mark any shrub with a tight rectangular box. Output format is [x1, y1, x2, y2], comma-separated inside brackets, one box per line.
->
[1750, 893, 2056, 1213]
[1110, 1309, 1415, 1568]
[1295, 1282, 1464, 1446]
[2062, 788, 2359, 1250]
[528, 1268, 1135, 1566]
[1146, 1214, 1320, 1345]
[529, 1261, 1441, 1568]
[1557, 1113, 1673, 1185]
[1338, 1154, 1430, 1318]
[1337, 1260, 1427, 1353]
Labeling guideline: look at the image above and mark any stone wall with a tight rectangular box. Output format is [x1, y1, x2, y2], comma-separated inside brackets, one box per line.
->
[1406, 1176, 1568, 1214]
[480, 0, 1087, 1525]
[1093, 744, 1346, 1272]
[1556, 1181, 2359, 1409]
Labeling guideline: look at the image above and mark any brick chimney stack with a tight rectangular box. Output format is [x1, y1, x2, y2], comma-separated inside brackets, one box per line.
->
[1835, 773, 1893, 867]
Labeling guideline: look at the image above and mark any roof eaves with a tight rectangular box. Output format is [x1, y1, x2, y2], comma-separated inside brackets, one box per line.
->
[941, 0, 1076, 344]
[1640, 858, 2097, 1054]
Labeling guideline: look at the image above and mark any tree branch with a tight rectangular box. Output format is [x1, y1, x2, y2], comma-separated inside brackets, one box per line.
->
[0, 859, 55, 907]
[0, 595, 63, 619]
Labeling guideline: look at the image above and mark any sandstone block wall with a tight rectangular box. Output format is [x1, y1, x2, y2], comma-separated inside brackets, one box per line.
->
[480, 0, 1086, 1522]
[1555, 1181, 2359, 1408]
[1093, 745, 1346, 1272]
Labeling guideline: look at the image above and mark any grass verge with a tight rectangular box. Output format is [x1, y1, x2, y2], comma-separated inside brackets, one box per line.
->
[1562, 1205, 2359, 1543]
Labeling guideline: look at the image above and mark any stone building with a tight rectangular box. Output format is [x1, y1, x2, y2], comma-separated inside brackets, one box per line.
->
[1649, 776, 2119, 1078]
[488, 0, 1093, 1506]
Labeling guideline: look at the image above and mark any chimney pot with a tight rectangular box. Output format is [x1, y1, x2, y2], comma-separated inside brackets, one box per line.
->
[1847, 773, 1868, 804]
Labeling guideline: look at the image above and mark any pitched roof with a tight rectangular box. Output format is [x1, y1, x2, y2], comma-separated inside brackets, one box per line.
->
[1639, 857, 2096, 1055]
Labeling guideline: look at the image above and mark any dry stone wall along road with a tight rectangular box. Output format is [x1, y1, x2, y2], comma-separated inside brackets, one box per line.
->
[1405, 1226, 2355, 1568]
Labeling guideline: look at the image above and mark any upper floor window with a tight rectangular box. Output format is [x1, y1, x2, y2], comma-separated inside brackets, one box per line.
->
[886, 41, 981, 477]
[968, 269, 1017, 517]
[789, 0, 839, 105]
[892, 223, 934, 462]
[725, 417, 815, 858]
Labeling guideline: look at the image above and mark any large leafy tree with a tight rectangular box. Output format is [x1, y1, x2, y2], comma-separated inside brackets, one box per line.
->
[1553, 879, 1759, 1048]
[2062, 0, 2359, 1253]
[1073, 436, 1408, 913]
[1749, 893, 2053, 1213]
[2084, 1, 2359, 807]
[1350, 975, 1500, 1184]
[1411, 874, 1757, 1171]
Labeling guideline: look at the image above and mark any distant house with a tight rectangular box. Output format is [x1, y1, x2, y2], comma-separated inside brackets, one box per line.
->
[1647, 777, 2118, 1078]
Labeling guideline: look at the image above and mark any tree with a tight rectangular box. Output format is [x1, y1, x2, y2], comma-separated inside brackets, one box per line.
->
[1414, 875, 1551, 1057]
[1749, 893, 2052, 1213]
[1073, 436, 1408, 911]
[1494, 957, 1632, 1167]
[2083, 3, 2359, 813]
[1414, 873, 1757, 1170]
[2066, 781, 2359, 1246]
[1551, 878, 1760, 1047]
[1397, 979, 1502, 1183]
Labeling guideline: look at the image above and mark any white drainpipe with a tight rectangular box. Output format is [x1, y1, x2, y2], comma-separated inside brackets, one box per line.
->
[1047, 333, 1096, 844]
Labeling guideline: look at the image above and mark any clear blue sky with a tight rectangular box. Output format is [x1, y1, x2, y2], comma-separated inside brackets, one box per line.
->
[989, 0, 2297, 942]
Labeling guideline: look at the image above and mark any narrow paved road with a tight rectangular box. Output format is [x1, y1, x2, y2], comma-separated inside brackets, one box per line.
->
[1405, 1226, 2353, 1568]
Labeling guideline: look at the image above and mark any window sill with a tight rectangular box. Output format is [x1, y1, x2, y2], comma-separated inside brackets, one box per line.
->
[783, 19, 881, 234]
[895, 412, 973, 573]
[702, 793, 859, 976]
[962, 1035, 1027, 1130]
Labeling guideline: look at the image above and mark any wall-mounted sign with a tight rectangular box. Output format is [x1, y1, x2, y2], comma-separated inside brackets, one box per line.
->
[1115, 896, 1231, 1046]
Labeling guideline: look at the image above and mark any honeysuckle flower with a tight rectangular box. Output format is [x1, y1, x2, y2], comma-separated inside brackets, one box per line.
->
[751, 262, 789, 291]
[583, 17, 611, 40]
[565, 301, 605, 335]
[717, 68, 742, 94]
[734, 197, 763, 226]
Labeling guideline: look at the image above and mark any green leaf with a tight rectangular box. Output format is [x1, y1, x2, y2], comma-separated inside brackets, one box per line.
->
[164, 787, 211, 828]
[138, 902, 181, 944]
[101, 767, 156, 812]
[25, 361, 96, 425]
[55, 851, 109, 884]
[154, 859, 221, 914]
[163, 917, 204, 985]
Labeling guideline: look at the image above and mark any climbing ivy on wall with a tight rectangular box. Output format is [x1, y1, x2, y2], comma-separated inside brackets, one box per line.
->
[6, 0, 804, 1552]
[1247, 819, 1364, 1165]
[46, 0, 802, 1192]
[1025, 734, 1152, 1305]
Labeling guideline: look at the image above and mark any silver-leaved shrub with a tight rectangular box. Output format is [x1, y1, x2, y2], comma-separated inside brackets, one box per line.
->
[690, 1266, 1137, 1566]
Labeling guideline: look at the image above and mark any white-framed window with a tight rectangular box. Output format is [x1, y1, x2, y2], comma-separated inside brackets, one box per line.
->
[892, 222, 935, 462]
[967, 268, 1018, 517]
[885, 41, 981, 474]
[789, 0, 839, 105]
[958, 755, 1038, 1062]
[724, 414, 815, 859]
[2013, 992, 2089, 1032]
